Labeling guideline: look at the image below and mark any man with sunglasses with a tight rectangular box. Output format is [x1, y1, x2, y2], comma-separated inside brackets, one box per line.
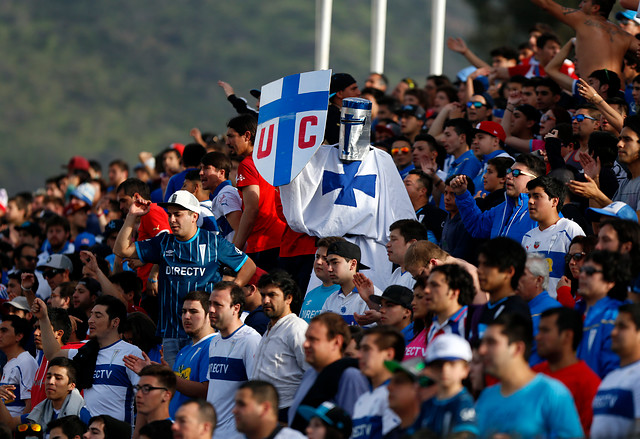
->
[466, 93, 492, 124]
[450, 153, 545, 243]
[568, 106, 601, 170]
[390, 137, 415, 179]
[37, 255, 72, 294]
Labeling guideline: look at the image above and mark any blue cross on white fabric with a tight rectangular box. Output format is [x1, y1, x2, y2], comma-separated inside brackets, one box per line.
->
[258, 74, 328, 186]
[322, 161, 376, 207]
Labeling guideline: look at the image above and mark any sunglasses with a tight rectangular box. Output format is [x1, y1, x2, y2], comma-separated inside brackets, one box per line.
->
[572, 114, 596, 122]
[540, 114, 556, 123]
[43, 269, 64, 279]
[17, 424, 42, 433]
[580, 266, 602, 276]
[565, 252, 586, 263]
[21, 255, 37, 262]
[506, 168, 537, 178]
[133, 384, 168, 394]
[392, 147, 411, 155]
[467, 101, 486, 109]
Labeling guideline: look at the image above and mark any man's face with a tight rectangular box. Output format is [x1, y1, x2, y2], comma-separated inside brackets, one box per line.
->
[425, 271, 456, 315]
[377, 105, 396, 122]
[535, 314, 562, 359]
[182, 299, 209, 337]
[617, 127, 640, 165]
[443, 185, 458, 215]
[412, 140, 434, 167]
[6, 279, 21, 300]
[108, 165, 127, 187]
[166, 206, 197, 239]
[516, 267, 541, 302]
[477, 254, 511, 295]
[611, 311, 640, 357]
[49, 286, 70, 309]
[442, 126, 465, 156]
[135, 375, 170, 416]
[181, 179, 198, 194]
[261, 285, 291, 321]
[619, 18, 640, 35]
[16, 246, 37, 271]
[391, 140, 413, 167]
[44, 268, 68, 291]
[5, 201, 24, 224]
[483, 164, 504, 193]
[538, 40, 560, 65]
[505, 163, 536, 198]
[199, 164, 225, 191]
[73, 283, 95, 311]
[527, 186, 558, 223]
[478, 324, 514, 377]
[0, 320, 20, 351]
[84, 421, 105, 439]
[399, 115, 422, 138]
[403, 174, 425, 204]
[379, 298, 410, 327]
[340, 83, 361, 99]
[313, 246, 331, 283]
[162, 151, 182, 175]
[535, 86, 556, 111]
[387, 371, 419, 412]
[226, 127, 252, 157]
[209, 288, 238, 332]
[473, 132, 498, 156]
[505, 81, 523, 96]
[632, 82, 640, 105]
[386, 229, 410, 266]
[88, 305, 115, 339]
[116, 190, 134, 216]
[510, 110, 532, 138]
[172, 403, 210, 439]
[578, 261, 611, 300]
[595, 224, 622, 252]
[233, 388, 263, 435]
[45, 365, 74, 402]
[358, 334, 392, 379]
[303, 321, 338, 368]
[521, 86, 536, 107]
[47, 225, 69, 249]
[326, 255, 356, 286]
[365, 73, 385, 91]
[467, 95, 490, 123]
[573, 109, 599, 138]
[491, 55, 511, 69]
[5, 305, 29, 319]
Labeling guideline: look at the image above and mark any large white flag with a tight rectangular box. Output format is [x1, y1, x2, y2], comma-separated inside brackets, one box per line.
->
[280, 144, 416, 289]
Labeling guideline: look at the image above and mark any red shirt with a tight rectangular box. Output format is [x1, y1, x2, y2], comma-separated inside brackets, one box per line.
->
[236, 156, 286, 253]
[31, 341, 87, 407]
[533, 360, 600, 435]
[275, 190, 316, 258]
[508, 60, 577, 79]
[136, 203, 171, 282]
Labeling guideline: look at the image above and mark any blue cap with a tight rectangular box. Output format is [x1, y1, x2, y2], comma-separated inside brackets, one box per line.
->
[298, 402, 352, 438]
[616, 10, 640, 24]
[586, 201, 639, 222]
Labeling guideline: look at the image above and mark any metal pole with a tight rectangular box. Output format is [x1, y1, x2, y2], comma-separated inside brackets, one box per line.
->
[315, 0, 333, 70]
[371, 0, 387, 73]
[430, 0, 447, 75]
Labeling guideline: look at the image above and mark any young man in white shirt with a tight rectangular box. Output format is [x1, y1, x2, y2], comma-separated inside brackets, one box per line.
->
[0, 315, 37, 417]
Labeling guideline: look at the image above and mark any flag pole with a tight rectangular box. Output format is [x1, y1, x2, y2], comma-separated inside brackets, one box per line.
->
[315, 0, 333, 70]
[371, 0, 387, 74]
[430, 0, 447, 75]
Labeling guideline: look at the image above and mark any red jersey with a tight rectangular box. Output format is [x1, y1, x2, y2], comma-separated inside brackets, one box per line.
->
[31, 341, 86, 407]
[508, 59, 577, 79]
[275, 190, 316, 258]
[533, 360, 600, 435]
[236, 155, 286, 253]
[136, 203, 171, 282]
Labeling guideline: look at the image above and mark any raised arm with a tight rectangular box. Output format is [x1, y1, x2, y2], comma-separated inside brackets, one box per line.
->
[447, 37, 491, 69]
[114, 194, 151, 259]
[577, 78, 624, 133]
[32, 298, 69, 360]
[81, 250, 128, 306]
[530, 0, 586, 28]
[545, 38, 576, 93]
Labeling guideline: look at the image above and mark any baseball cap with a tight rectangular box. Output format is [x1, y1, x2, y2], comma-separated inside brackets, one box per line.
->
[250, 88, 261, 99]
[375, 121, 402, 138]
[330, 73, 357, 97]
[70, 182, 96, 206]
[473, 121, 506, 142]
[158, 190, 200, 214]
[424, 333, 472, 364]
[170, 143, 185, 156]
[326, 241, 370, 270]
[616, 9, 640, 25]
[298, 402, 352, 438]
[17, 221, 42, 237]
[586, 201, 639, 222]
[78, 277, 102, 297]
[370, 285, 413, 309]
[63, 156, 90, 172]
[37, 254, 73, 272]
[104, 219, 124, 237]
[396, 104, 426, 121]
[3, 296, 30, 312]
[74, 232, 97, 250]
[384, 358, 434, 387]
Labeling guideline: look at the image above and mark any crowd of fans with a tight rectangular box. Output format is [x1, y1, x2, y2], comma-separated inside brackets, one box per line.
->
[5, 0, 640, 438]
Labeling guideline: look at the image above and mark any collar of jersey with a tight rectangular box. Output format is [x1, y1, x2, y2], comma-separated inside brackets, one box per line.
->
[222, 324, 246, 340]
[211, 180, 232, 198]
[176, 227, 200, 244]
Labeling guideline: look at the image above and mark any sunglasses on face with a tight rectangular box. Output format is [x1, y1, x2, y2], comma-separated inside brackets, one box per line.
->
[572, 114, 596, 122]
[467, 101, 485, 109]
[580, 266, 602, 276]
[43, 269, 64, 279]
[21, 255, 37, 262]
[565, 252, 586, 263]
[540, 114, 556, 123]
[17, 424, 42, 433]
[392, 147, 411, 155]
[506, 168, 537, 178]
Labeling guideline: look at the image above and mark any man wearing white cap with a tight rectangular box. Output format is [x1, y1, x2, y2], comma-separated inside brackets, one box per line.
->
[37, 254, 73, 293]
[114, 190, 256, 367]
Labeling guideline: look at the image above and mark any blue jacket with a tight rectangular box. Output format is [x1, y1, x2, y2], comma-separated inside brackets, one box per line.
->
[455, 190, 537, 242]
[577, 296, 622, 378]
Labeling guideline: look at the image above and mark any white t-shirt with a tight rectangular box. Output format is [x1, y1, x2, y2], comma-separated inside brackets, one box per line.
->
[0, 350, 38, 416]
[207, 324, 261, 439]
[351, 383, 401, 439]
[68, 339, 142, 423]
[388, 267, 415, 290]
[211, 183, 242, 242]
[322, 289, 369, 326]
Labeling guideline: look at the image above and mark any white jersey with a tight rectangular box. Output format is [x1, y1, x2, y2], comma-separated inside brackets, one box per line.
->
[351, 383, 401, 439]
[0, 351, 37, 417]
[387, 267, 415, 290]
[274, 427, 306, 439]
[211, 182, 242, 242]
[207, 324, 261, 439]
[521, 218, 584, 297]
[591, 360, 640, 439]
[68, 339, 142, 423]
[322, 289, 369, 326]
[251, 313, 309, 408]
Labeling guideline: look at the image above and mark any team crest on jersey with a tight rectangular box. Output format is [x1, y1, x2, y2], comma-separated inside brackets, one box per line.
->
[533, 242, 540, 249]
[199, 244, 207, 262]
[460, 408, 476, 421]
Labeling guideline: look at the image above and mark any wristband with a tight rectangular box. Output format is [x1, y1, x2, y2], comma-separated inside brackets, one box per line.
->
[21, 285, 32, 291]
[148, 279, 158, 283]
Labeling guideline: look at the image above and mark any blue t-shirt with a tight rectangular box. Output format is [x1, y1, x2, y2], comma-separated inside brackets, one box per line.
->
[170, 333, 216, 417]
[135, 228, 248, 338]
[475, 374, 584, 439]
[299, 284, 340, 323]
[417, 388, 478, 437]
[528, 291, 562, 366]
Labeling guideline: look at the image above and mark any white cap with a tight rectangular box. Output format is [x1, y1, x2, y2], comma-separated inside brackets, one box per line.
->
[37, 254, 74, 272]
[158, 190, 200, 213]
[424, 333, 472, 364]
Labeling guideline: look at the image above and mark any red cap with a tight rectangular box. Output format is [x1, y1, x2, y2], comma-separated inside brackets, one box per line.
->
[248, 267, 268, 286]
[474, 121, 506, 143]
[63, 156, 90, 172]
[170, 143, 185, 156]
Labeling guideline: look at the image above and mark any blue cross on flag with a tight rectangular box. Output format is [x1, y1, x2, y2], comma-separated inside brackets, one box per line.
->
[254, 70, 331, 186]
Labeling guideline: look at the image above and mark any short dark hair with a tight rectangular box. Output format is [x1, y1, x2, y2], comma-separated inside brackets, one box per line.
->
[443, 118, 473, 146]
[430, 264, 475, 306]
[55, 281, 76, 302]
[47, 415, 87, 437]
[227, 114, 258, 144]
[184, 290, 211, 314]
[526, 176, 566, 212]
[389, 219, 428, 243]
[48, 356, 78, 385]
[491, 312, 534, 360]
[94, 295, 127, 332]
[139, 420, 174, 439]
[487, 156, 515, 178]
[514, 153, 546, 179]
[185, 169, 201, 182]
[117, 178, 151, 201]
[2, 315, 30, 348]
[109, 159, 129, 174]
[592, 0, 615, 18]
[201, 152, 231, 180]
[407, 169, 434, 198]
[316, 236, 346, 249]
[588, 131, 619, 167]
[584, 250, 633, 301]
[414, 133, 446, 169]
[49, 307, 72, 345]
[213, 281, 245, 314]
[540, 307, 583, 351]
[535, 32, 560, 50]
[436, 85, 459, 104]
[623, 114, 640, 140]
[490, 46, 518, 62]
[589, 69, 621, 97]
[45, 215, 71, 234]
[445, 174, 475, 196]
[257, 270, 300, 309]
[180, 399, 217, 428]
[310, 312, 352, 353]
[109, 271, 143, 304]
[182, 143, 207, 168]
[362, 326, 406, 361]
[478, 237, 527, 290]
[140, 364, 177, 396]
[536, 77, 562, 96]
[619, 303, 640, 330]
[123, 312, 161, 354]
[238, 380, 279, 414]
